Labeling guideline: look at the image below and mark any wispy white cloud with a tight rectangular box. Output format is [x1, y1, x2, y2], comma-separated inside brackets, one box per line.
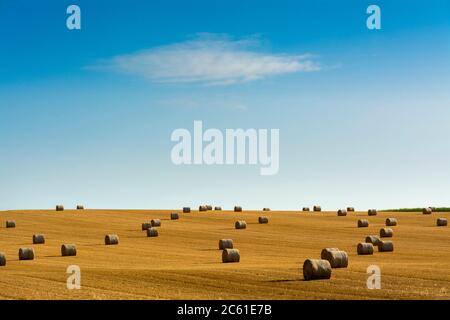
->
[92, 34, 321, 85]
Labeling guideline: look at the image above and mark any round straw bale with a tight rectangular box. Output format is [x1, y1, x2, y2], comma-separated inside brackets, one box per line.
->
[199, 205, 207, 212]
[5, 220, 16, 228]
[320, 248, 340, 259]
[61, 244, 77, 256]
[170, 212, 179, 220]
[76, 205, 84, 210]
[183, 207, 191, 213]
[147, 227, 158, 237]
[422, 207, 432, 215]
[206, 205, 213, 211]
[303, 259, 332, 281]
[19, 248, 35, 260]
[219, 239, 234, 250]
[365, 235, 381, 246]
[380, 228, 393, 238]
[358, 219, 369, 228]
[214, 206, 222, 211]
[385, 218, 398, 226]
[263, 208, 270, 211]
[321, 250, 348, 268]
[33, 234, 45, 244]
[258, 216, 269, 224]
[337, 209, 347, 216]
[357, 243, 374, 255]
[437, 218, 447, 226]
[234, 206, 243, 212]
[378, 240, 394, 252]
[222, 249, 240, 263]
[56, 205, 64, 211]
[151, 219, 161, 227]
[0, 253, 6, 266]
[347, 207, 355, 212]
[368, 209, 377, 216]
[142, 222, 152, 230]
[235, 221, 247, 229]
[313, 206, 322, 212]
[105, 234, 119, 245]
[302, 207, 310, 211]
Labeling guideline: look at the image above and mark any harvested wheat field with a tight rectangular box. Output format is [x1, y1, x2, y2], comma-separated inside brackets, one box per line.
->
[0, 209, 449, 300]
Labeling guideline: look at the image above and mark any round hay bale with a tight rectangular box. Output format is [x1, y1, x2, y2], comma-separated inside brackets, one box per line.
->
[0, 252, 6, 266]
[56, 205, 64, 211]
[258, 216, 269, 224]
[303, 259, 332, 281]
[368, 209, 377, 216]
[170, 213, 179, 220]
[76, 205, 84, 210]
[214, 206, 222, 211]
[183, 207, 191, 213]
[6, 220, 16, 228]
[147, 227, 158, 237]
[222, 249, 240, 263]
[33, 234, 45, 244]
[313, 206, 322, 212]
[357, 243, 374, 255]
[347, 207, 355, 212]
[142, 222, 152, 230]
[151, 219, 161, 227]
[378, 240, 394, 252]
[235, 221, 247, 229]
[61, 244, 77, 256]
[19, 248, 35, 260]
[262, 208, 270, 211]
[302, 207, 310, 212]
[386, 218, 398, 226]
[219, 239, 234, 250]
[358, 219, 369, 228]
[105, 234, 119, 245]
[337, 209, 347, 216]
[320, 248, 340, 259]
[206, 205, 213, 211]
[437, 218, 447, 226]
[321, 250, 348, 268]
[365, 235, 381, 246]
[234, 206, 243, 212]
[380, 228, 393, 238]
[423, 207, 432, 215]
[199, 205, 207, 212]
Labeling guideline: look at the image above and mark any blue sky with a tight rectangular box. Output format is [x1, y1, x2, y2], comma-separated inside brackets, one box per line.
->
[1, 0, 449, 210]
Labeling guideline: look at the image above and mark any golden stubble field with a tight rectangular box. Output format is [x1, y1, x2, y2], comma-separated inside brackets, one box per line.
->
[0, 209, 449, 300]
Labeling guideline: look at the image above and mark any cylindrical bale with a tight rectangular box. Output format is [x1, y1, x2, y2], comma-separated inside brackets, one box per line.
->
[380, 228, 393, 238]
[258, 216, 269, 224]
[105, 234, 119, 245]
[142, 222, 152, 230]
[147, 227, 158, 237]
[322, 250, 349, 268]
[357, 243, 374, 255]
[313, 206, 322, 212]
[214, 207, 222, 211]
[378, 240, 394, 252]
[263, 208, 271, 211]
[170, 213, 179, 220]
[206, 205, 213, 211]
[368, 209, 377, 216]
[365, 235, 381, 246]
[0, 252, 6, 266]
[183, 207, 191, 213]
[6, 220, 16, 228]
[222, 249, 240, 263]
[234, 206, 243, 212]
[56, 205, 64, 211]
[337, 209, 347, 216]
[437, 218, 447, 226]
[199, 205, 207, 212]
[76, 205, 84, 210]
[303, 259, 332, 281]
[33, 234, 45, 244]
[358, 219, 369, 228]
[235, 221, 247, 229]
[320, 248, 340, 260]
[347, 207, 355, 212]
[19, 248, 35, 260]
[219, 239, 234, 250]
[61, 244, 77, 256]
[302, 207, 310, 212]
[386, 218, 398, 226]
[151, 219, 161, 227]
[423, 207, 432, 215]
